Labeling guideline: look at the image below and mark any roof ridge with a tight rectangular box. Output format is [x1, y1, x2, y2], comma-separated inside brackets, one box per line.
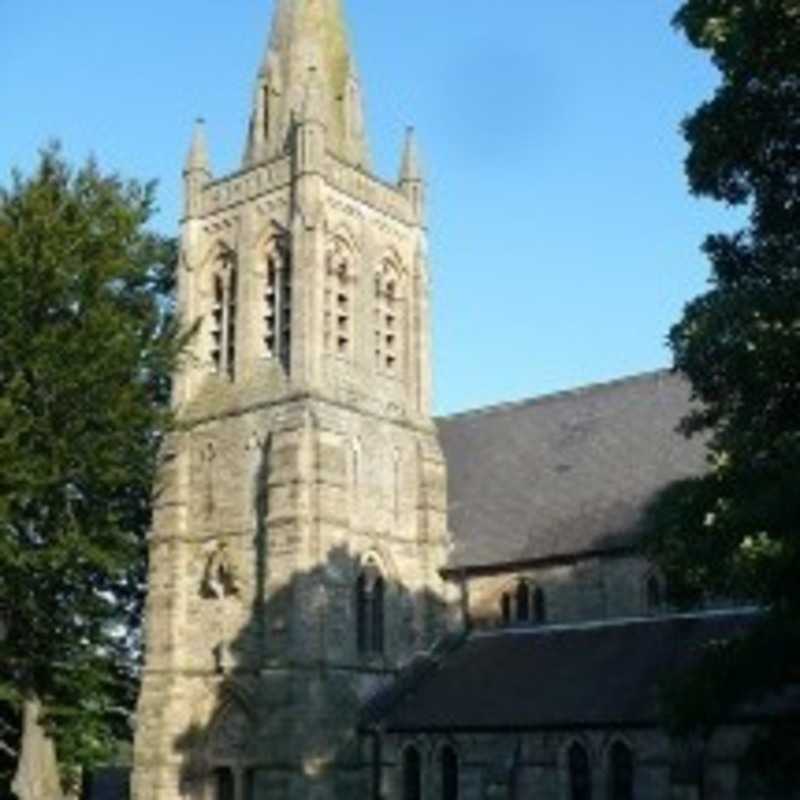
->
[438, 368, 679, 424]
[473, 606, 762, 640]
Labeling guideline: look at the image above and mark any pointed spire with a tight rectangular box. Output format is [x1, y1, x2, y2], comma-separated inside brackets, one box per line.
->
[399, 126, 423, 183]
[245, 0, 370, 168]
[185, 118, 211, 176]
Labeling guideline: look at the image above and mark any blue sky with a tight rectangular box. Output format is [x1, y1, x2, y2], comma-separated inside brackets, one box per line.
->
[0, 1, 737, 415]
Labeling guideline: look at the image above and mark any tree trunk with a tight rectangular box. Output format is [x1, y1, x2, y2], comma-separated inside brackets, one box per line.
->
[11, 696, 63, 800]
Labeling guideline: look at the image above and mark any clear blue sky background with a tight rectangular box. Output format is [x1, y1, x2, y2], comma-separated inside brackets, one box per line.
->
[0, 1, 738, 415]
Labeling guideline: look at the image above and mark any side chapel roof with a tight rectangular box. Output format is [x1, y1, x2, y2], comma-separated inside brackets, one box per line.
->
[437, 370, 708, 570]
[362, 610, 799, 732]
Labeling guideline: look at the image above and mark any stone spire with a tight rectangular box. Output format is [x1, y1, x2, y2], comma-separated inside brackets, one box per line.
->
[245, 0, 370, 169]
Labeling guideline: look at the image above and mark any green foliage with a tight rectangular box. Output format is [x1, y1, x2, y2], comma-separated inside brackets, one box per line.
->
[0, 145, 183, 791]
[644, 0, 800, 742]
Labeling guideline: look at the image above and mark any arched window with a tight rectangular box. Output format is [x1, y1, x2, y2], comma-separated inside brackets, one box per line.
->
[264, 239, 292, 372]
[324, 239, 353, 358]
[210, 249, 238, 380]
[441, 745, 459, 800]
[403, 746, 422, 800]
[375, 260, 403, 376]
[501, 593, 511, 625]
[534, 587, 547, 624]
[214, 767, 235, 800]
[356, 559, 385, 656]
[569, 742, 592, 800]
[516, 581, 531, 622]
[608, 742, 634, 800]
[646, 575, 663, 614]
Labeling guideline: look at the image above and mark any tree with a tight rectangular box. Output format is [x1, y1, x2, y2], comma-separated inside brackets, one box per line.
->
[644, 0, 800, 737]
[0, 146, 183, 794]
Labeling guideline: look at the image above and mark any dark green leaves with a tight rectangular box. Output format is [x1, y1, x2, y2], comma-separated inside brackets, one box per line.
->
[644, 0, 800, 751]
[0, 145, 182, 790]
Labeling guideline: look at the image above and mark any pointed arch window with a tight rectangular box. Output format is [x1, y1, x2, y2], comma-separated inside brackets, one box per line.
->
[441, 745, 459, 800]
[210, 249, 238, 380]
[501, 592, 511, 625]
[403, 746, 422, 800]
[516, 581, 531, 622]
[534, 587, 547, 624]
[375, 260, 403, 376]
[214, 767, 235, 800]
[356, 558, 385, 656]
[325, 239, 353, 358]
[569, 742, 592, 800]
[609, 742, 634, 800]
[264, 238, 292, 372]
[646, 574, 664, 615]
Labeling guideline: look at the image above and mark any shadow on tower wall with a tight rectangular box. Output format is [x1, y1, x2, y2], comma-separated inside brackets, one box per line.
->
[163, 533, 453, 800]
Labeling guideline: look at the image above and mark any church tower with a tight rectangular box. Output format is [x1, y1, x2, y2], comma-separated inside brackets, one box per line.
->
[132, 1, 454, 798]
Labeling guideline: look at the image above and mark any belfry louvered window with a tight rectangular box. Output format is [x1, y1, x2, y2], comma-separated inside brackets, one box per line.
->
[210, 250, 238, 381]
[264, 241, 292, 372]
[324, 240, 353, 358]
[375, 260, 402, 376]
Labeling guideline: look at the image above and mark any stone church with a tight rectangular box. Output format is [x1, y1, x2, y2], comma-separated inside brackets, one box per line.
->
[131, 2, 798, 799]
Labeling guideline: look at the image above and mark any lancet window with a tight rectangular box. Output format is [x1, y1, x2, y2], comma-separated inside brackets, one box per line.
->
[516, 581, 531, 622]
[264, 239, 292, 372]
[210, 249, 238, 380]
[374, 260, 402, 376]
[441, 745, 459, 800]
[213, 767, 235, 800]
[324, 239, 353, 358]
[403, 746, 422, 800]
[569, 742, 592, 800]
[645, 574, 664, 614]
[501, 593, 511, 625]
[501, 581, 546, 625]
[534, 587, 547, 623]
[608, 742, 634, 800]
[356, 557, 385, 656]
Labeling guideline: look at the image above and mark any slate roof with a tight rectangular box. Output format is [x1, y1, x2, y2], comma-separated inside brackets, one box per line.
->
[437, 370, 707, 570]
[363, 611, 800, 732]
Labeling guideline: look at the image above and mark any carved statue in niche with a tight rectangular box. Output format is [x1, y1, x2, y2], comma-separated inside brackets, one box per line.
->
[201, 542, 240, 600]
